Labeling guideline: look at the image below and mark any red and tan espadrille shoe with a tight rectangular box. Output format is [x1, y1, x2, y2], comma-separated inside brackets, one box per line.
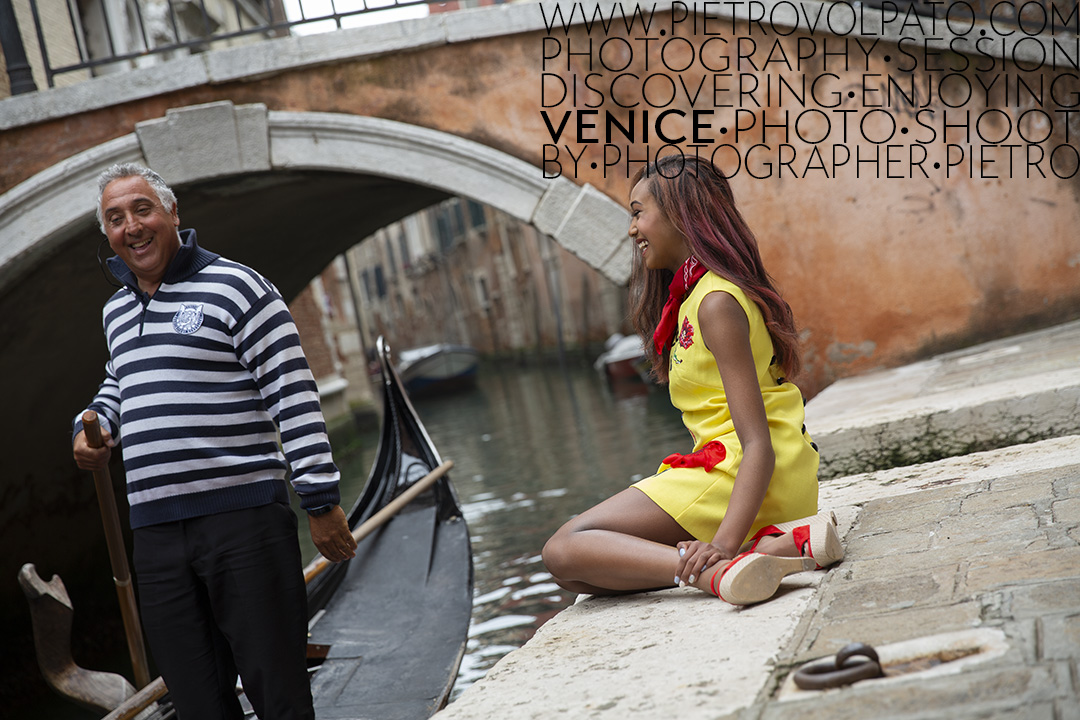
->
[739, 511, 844, 569]
[709, 552, 818, 605]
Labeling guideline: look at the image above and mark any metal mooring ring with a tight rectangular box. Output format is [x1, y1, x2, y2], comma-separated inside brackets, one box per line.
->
[793, 642, 884, 690]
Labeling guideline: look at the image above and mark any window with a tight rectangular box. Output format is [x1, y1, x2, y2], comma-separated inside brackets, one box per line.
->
[450, 200, 465, 240]
[398, 231, 410, 268]
[436, 212, 454, 253]
[361, 269, 373, 301]
[467, 200, 487, 230]
[384, 235, 396, 277]
[374, 265, 387, 299]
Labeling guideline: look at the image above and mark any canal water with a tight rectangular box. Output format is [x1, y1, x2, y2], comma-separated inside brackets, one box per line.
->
[303, 357, 690, 702]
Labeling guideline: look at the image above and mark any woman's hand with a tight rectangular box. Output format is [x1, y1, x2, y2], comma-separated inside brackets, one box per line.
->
[675, 540, 736, 586]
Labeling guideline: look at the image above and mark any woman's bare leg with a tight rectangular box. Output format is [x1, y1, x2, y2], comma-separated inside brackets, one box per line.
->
[543, 488, 694, 594]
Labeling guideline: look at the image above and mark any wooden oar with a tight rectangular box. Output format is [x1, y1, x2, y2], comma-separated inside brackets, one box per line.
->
[303, 460, 454, 583]
[82, 411, 152, 690]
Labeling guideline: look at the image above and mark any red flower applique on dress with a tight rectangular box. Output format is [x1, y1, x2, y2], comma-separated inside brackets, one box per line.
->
[678, 317, 694, 349]
[671, 317, 695, 367]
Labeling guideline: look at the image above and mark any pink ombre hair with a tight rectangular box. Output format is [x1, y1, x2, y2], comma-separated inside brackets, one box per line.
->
[629, 155, 802, 383]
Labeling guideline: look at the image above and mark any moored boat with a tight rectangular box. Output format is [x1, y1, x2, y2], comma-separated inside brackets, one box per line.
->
[594, 333, 650, 382]
[396, 343, 480, 396]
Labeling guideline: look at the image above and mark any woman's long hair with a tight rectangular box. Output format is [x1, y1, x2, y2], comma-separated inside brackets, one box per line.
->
[629, 154, 802, 383]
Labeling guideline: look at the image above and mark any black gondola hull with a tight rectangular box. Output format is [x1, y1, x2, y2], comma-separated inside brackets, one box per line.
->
[304, 337, 474, 718]
[309, 506, 471, 718]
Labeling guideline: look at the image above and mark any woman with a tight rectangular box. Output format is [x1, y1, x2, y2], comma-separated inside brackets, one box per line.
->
[542, 155, 842, 604]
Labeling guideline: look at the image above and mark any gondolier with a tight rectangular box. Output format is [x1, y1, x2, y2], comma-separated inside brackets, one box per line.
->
[71, 163, 358, 720]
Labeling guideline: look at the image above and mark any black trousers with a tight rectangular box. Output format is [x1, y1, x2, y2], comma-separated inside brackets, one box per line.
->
[133, 503, 314, 720]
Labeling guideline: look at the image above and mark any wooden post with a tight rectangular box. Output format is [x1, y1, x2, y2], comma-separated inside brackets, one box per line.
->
[82, 411, 152, 689]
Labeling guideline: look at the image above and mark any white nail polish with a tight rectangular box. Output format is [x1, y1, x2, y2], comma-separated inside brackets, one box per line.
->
[679, 547, 686, 557]
[674, 576, 680, 585]
[688, 575, 695, 584]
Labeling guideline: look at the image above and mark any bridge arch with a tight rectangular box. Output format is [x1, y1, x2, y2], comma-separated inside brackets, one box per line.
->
[0, 100, 631, 300]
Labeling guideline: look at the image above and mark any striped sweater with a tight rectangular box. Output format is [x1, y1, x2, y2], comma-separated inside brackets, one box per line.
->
[74, 229, 340, 528]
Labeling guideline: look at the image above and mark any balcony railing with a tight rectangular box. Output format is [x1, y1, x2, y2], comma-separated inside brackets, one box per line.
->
[2, 0, 486, 92]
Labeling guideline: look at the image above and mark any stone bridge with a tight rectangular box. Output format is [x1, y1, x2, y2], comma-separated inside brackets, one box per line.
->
[2, 0, 1079, 707]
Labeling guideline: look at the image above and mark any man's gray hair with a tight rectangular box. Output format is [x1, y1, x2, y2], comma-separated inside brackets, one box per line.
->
[96, 163, 177, 234]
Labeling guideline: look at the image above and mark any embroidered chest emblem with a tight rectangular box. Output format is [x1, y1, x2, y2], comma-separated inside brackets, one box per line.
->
[172, 303, 204, 335]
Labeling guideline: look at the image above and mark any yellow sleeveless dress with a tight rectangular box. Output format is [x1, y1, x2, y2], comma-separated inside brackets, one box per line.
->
[633, 272, 819, 543]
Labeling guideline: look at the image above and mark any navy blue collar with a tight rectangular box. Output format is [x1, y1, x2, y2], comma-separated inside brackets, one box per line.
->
[107, 228, 220, 294]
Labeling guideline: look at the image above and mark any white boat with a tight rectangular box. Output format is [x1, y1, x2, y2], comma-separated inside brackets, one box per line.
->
[397, 343, 480, 395]
[593, 333, 650, 382]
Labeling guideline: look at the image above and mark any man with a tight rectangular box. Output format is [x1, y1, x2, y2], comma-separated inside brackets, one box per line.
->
[72, 163, 358, 719]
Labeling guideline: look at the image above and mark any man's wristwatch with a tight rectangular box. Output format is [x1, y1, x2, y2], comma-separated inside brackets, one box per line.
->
[307, 503, 336, 517]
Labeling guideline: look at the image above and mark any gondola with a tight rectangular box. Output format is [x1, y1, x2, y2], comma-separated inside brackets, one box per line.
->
[304, 337, 474, 718]
[19, 337, 473, 720]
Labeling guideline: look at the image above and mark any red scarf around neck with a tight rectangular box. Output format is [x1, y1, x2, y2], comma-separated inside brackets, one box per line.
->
[653, 256, 708, 355]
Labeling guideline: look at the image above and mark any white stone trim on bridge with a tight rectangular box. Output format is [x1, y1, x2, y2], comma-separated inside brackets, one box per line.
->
[136, 102, 273, 184]
[0, 101, 631, 296]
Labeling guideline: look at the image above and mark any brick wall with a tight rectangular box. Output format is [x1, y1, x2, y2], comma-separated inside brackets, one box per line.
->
[290, 284, 337, 383]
